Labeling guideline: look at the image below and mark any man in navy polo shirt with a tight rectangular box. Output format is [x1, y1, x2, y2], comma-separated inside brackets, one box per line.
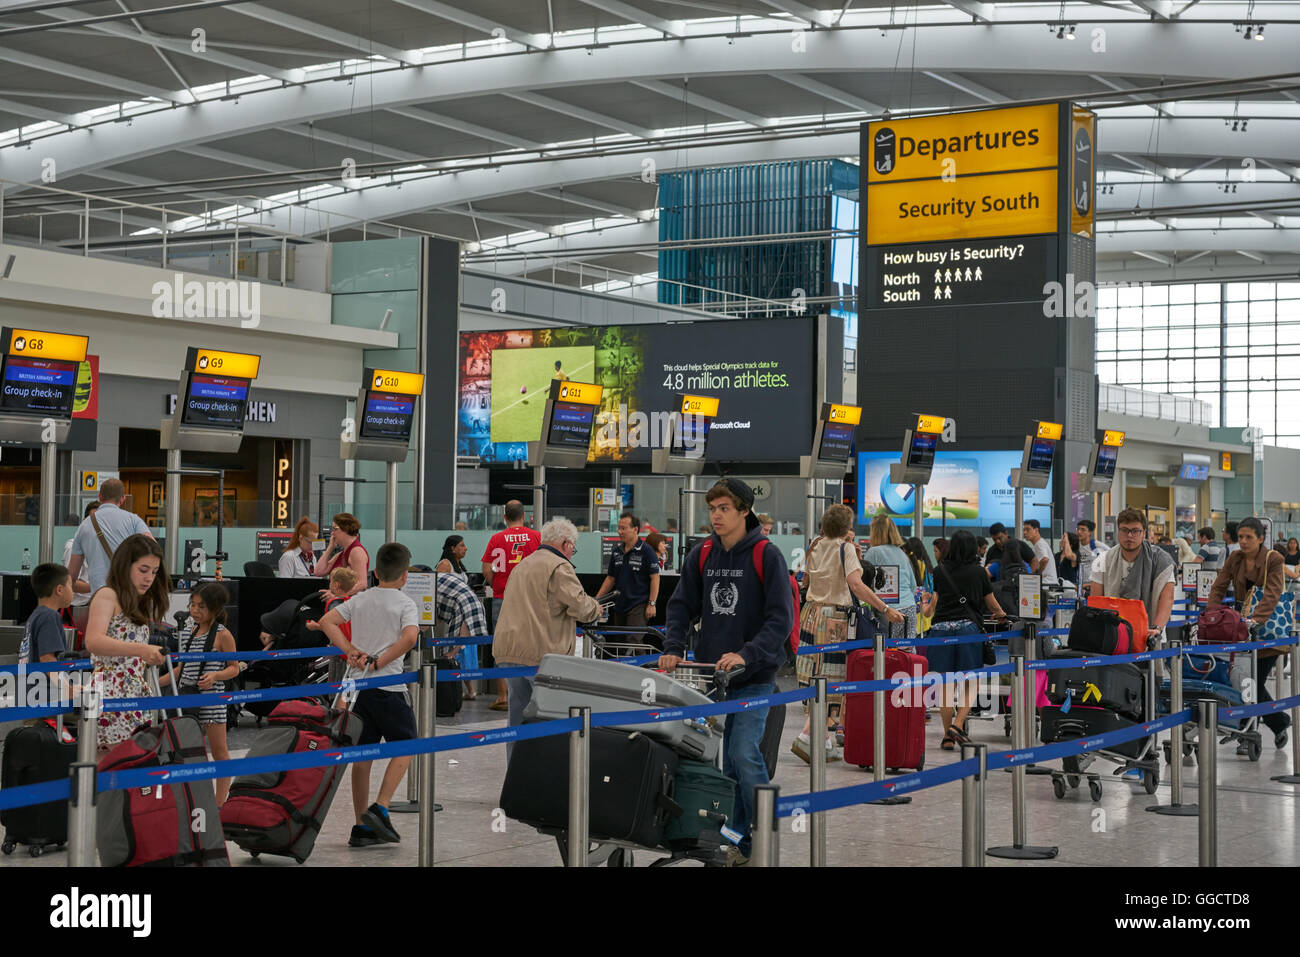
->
[595, 512, 660, 626]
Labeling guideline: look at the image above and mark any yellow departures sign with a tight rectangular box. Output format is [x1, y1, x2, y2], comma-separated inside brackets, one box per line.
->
[1036, 421, 1064, 440]
[865, 104, 1061, 245]
[1102, 430, 1126, 448]
[867, 104, 1058, 184]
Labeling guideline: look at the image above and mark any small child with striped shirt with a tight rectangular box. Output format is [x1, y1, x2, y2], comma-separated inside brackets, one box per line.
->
[170, 582, 240, 804]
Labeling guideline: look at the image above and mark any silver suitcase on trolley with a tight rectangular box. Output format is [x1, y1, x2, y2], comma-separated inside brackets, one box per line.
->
[522, 654, 721, 763]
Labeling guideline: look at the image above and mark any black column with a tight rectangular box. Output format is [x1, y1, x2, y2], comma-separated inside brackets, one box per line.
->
[420, 236, 461, 528]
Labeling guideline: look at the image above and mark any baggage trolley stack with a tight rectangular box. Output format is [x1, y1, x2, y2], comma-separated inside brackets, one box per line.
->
[500, 655, 739, 867]
[1156, 623, 1264, 764]
[587, 625, 664, 663]
[1040, 605, 1161, 801]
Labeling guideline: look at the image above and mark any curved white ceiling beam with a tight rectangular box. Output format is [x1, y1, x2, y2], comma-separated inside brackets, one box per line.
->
[224, 123, 1300, 238]
[5, 22, 1300, 184]
[460, 209, 1300, 264]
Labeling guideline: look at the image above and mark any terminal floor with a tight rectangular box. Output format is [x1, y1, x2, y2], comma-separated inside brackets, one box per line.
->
[3, 699, 1297, 867]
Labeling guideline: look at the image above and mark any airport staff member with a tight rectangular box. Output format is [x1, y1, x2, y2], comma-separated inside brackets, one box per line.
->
[595, 512, 660, 627]
[66, 478, 154, 596]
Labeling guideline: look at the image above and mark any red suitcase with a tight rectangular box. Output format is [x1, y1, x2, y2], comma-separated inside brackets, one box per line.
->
[842, 648, 927, 771]
[220, 699, 362, 863]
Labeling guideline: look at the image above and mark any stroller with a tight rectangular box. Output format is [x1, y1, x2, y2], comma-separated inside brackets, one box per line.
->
[235, 595, 336, 725]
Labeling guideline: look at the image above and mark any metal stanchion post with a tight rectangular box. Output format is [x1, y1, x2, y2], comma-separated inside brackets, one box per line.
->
[752, 784, 779, 867]
[810, 675, 827, 867]
[988, 632, 1058, 860]
[1272, 643, 1300, 784]
[417, 662, 436, 867]
[1150, 636, 1198, 815]
[67, 688, 100, 867]
[1022, 622, 1050, 776]
[869, 625, 910, 805]
[566, 705, 590, 868]
[390, 649, 424, 813]
[1198, 699, 1218, 867]
[961, 742, 987, 867]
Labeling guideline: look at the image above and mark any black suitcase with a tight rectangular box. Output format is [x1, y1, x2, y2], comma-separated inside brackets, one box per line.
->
[435, 657, 463, 717]
[1043, 649, 1143, 720]
[760, 703, 786, 778]
[1, 722, 76, 857]
[1039, 705, 1147, 759]
[501, 726, 680, 848]
[1066, 605, 1135, 655]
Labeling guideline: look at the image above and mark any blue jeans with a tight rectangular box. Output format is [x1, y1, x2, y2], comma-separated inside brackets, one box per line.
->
[497, 663, 535, 765]
[722, 682, 775, 857]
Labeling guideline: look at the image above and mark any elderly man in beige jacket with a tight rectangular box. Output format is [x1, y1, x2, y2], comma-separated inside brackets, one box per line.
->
[492, 517, 604, 760]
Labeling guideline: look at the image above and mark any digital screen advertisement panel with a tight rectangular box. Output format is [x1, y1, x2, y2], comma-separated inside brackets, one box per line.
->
[0, 355, 79, 417]
[180, 374, 249, 430]
[360, 391, 415, 442]
[857, 450, 1052, 529]
[458, 318, 814, 464]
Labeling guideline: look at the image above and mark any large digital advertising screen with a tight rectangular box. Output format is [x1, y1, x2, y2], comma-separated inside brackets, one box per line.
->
[857, 450, 1053, 529]
[457, 318, 815, 464]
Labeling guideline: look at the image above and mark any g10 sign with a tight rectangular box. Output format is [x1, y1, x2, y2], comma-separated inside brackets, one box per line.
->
[857, 450, 1052, 529]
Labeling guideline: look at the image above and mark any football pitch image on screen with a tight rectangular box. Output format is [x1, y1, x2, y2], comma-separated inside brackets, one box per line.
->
[489, 345, 595, 443]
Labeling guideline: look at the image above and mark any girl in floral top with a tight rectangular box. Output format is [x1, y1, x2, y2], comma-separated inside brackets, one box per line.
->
[85, 533, 169, 754]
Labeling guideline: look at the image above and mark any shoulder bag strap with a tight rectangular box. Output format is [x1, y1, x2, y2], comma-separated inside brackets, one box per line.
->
[935, 562, 987, 633]
[88, 510, 114, 561]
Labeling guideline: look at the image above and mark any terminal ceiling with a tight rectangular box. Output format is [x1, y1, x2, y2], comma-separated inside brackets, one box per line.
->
[0, 0, 1297, 287]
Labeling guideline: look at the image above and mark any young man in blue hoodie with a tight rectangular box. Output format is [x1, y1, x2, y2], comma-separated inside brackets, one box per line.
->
[659, 477, 793, 865]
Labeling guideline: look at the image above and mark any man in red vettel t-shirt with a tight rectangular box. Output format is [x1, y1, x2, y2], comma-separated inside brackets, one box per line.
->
[481, 500, 541, 711]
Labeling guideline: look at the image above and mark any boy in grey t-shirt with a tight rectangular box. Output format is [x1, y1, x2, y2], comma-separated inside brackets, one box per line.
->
[319, 542, 420, 848]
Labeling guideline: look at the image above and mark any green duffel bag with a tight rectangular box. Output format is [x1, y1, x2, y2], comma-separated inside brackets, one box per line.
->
[662, 759, 735, 849]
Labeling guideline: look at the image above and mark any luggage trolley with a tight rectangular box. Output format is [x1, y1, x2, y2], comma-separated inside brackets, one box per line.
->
[587, 625, 665, 663]
[530, 660, 738, 868]
[1042, 604, 1161, 801]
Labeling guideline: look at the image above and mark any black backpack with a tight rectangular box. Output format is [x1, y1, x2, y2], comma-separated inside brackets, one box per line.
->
[991, 539, 1029, 614]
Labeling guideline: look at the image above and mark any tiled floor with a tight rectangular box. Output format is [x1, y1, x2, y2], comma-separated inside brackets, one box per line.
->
[3, 691, 1296, 868]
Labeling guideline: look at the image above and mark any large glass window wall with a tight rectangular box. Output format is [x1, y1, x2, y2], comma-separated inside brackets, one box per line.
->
[1096, 281, 1300, 447]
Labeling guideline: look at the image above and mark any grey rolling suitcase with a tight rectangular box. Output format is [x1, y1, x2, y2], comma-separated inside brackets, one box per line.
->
[523, 654, 721, 763]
